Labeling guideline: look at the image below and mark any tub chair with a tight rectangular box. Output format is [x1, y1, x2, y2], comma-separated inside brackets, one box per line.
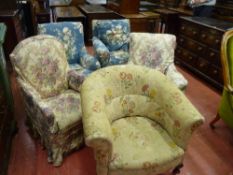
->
[210, 30, 233, 129]
[10, 35, 84, 166]
[92, 19, 130, 67]
[38, 22, 100, 91]
[129, 33, 188, 91]
[81, 65, 204, 175]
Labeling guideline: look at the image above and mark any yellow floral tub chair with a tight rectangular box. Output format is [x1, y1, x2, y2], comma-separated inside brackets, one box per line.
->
[81, 65, 204, 175]
[10, 35, 83, 166]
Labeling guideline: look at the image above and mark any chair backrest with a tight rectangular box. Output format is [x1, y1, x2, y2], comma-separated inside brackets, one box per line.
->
[129, 33, 176, 73]
[92, 19, 130, 52]
[38, 22, 86, 64]
[221, 30, 233, 89]
[10, 35, 68, 98]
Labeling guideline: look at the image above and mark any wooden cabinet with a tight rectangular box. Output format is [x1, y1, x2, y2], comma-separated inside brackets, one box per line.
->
[0, 23, 15, 175]
[175, 16, 233, 90]
[107, 0, 140, 14]
[0, 9, 27, 63]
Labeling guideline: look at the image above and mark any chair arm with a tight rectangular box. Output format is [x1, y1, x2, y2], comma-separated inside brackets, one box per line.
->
[81, 82, 113, 174]
[17, 78, 59, 133]
[79, 47, 101, 70]
[67, 65, 92, 92]
[92, 36, 110, 67]
[165, 64, 188, 91]
[159, 79, 204, 149]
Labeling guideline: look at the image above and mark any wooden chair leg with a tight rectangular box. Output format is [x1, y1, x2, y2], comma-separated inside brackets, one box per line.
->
[209, 113, 221, 129]
[172, 163, 183, 175]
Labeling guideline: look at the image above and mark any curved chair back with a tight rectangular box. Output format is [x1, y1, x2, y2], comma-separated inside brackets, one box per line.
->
[218, 30, 233, 128]
[10, 35, 68, 98]
[38, 22, 86, 64]
[92, 19, 130, 52]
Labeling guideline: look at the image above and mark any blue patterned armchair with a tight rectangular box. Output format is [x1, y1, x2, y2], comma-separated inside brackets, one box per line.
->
[38, 22, 100, 91]
[92, 19, 130, 67]
[10, 35, 84, 166]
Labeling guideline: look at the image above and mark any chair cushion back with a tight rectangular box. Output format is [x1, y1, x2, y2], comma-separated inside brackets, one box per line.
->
[38, 22, 85, 64]
[92, 19, 130, 52]
[10, 35, 68, 98]
[129, 33, 176, 73]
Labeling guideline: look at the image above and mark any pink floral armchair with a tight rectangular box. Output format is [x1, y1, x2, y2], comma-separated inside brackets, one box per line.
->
[129, 33, 188, 91]
[10, 35, 83, 166]
[81, 65, 204, 175]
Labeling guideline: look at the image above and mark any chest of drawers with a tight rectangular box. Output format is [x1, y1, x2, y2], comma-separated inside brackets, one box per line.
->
[175, 16, 233, 90]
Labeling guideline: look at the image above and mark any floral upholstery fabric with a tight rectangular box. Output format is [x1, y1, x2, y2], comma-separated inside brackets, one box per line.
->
[129, 33, 188, 91]
[38, 22, 100, 70]
[81, 65, 204, 175]
[109, 117, 184, 175]
[38, 22, 100, 92]
[92, 19, 130, 67]
[10, 35, 68, 98]
[10, 35, 83, 166]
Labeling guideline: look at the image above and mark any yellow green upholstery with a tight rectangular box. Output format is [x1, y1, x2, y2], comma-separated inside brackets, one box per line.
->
[10, 35, 83, 166]
[81, 65, 204, 175]
[217, 30, 233, 128]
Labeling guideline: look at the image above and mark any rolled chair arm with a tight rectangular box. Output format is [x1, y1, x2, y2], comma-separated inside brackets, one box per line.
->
[81, 81, 113, 175]
[158, 76, 204, 149]
[17, 78, 58, 133]
[165, 64, 188, 91]
[92, 36, 110, 67]
[79, 48, 101, 70]
[67, 65, 92, 92]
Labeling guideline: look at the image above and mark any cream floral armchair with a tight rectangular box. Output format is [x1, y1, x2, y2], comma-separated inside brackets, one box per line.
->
[129, 33, 188, 91]
[81, 65, 204, 175]
[10, 35, 83, 166]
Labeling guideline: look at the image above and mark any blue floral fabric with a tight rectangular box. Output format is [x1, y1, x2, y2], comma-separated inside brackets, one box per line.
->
[38, 22, 100, 70]
[92, 19, 130, 66]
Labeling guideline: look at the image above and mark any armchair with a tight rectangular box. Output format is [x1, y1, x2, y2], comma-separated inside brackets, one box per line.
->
[92, 19, 130, 67]
[10, 35, 83, 166]
[81, 65, 204, 175]
[38, 22, 100, 91]
[129, 33, 188, 91]
[210, 30, 233, 129]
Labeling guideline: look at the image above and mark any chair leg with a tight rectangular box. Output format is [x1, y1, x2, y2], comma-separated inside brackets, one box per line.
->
[209, 113, 221, 129]
[172, 163, 183, 175]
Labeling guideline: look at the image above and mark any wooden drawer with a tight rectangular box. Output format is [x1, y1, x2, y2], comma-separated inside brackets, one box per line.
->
[180, 20, 200, 39]
[178, 35, 206, 56]
[196, 57, 210, 74]
[206, 48, 221, 67]
[176, 46, 198, 66]
[207, 65, 223, 84]
[198, 28, 222, 49]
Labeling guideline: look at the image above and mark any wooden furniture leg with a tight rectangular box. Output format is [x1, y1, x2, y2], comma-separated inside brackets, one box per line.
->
[209, 113, 221, 129]
[172, 163, 183, 175]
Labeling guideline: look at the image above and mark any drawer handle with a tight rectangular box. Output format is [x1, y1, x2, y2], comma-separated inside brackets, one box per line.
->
[201, 34, 206, 38]
[181, 26, 185, 30]
[197, 47, 203, 51]
[215, 39, 220, 44]
[210, 52, 215, 57]
[188, 56, 193, 60]
[179, 38, 184, 42]
[213, 70, 218, 74]
[192, 30, 197, 35]
[199, 63, 205, 67]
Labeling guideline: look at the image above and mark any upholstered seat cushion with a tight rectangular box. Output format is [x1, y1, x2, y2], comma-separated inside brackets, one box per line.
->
[109, 117, 184, 175]
[39, 90, 82, 131]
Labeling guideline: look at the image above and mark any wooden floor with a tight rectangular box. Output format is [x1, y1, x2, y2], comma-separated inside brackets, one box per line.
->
[7, 64, 233, 175]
